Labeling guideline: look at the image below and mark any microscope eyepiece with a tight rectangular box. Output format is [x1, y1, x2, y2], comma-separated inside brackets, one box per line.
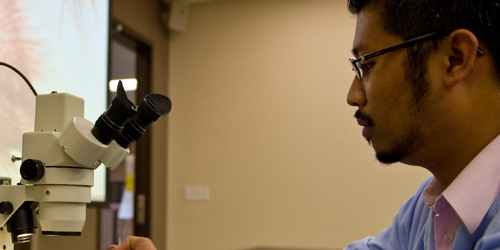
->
[91, 81, 136, 145]
[20, 159, 45, 181]
[115, 94, 172, 148]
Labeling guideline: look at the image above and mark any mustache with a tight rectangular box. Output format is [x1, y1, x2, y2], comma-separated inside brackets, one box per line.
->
[354, 109, 375, 127]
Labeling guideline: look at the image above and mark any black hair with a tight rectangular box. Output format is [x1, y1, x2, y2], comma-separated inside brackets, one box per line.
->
[347, 0, 500, 82]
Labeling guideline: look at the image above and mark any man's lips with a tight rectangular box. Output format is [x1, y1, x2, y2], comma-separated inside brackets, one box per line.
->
[354, 110, 374, 139]
[354, 109, 374, 127]
[356, 118, 370, 127]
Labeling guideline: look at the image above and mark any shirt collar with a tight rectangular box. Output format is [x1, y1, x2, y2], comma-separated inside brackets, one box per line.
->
[423, 177, 445, 210]
[441, 134, 500, 234]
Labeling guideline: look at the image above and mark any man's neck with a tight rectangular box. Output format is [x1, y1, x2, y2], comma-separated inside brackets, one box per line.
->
[422, 118, 500, 188]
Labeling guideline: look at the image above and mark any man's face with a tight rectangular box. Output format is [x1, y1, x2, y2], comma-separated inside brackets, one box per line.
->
[347, 8, 434, 165]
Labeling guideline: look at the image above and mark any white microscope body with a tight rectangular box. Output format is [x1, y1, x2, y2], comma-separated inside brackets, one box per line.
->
[0, 83, 171, 250]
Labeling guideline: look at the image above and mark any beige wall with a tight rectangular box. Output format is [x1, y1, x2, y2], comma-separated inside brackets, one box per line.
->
[167, 0, 430, 250]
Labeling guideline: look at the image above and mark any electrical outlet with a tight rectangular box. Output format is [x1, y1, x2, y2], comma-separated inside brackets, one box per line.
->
[184, 186, 209, 201]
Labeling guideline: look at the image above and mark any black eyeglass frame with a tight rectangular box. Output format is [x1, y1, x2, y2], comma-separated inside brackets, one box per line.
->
[349, 32, 485, 80]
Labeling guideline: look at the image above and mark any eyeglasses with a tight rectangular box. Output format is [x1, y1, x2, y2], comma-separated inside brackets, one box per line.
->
[349, 32, 485, 80]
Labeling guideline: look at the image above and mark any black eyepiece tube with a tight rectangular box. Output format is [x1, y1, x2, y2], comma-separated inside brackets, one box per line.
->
[92, 81, 137, 145]
[7, 202, 38, 244]
[116, 94, 172, 148]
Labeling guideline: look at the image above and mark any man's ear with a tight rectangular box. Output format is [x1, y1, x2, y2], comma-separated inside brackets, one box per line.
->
[444, 29, 480, 87]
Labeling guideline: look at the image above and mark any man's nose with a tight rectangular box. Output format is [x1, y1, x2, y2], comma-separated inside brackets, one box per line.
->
[347, 77, 366, 107]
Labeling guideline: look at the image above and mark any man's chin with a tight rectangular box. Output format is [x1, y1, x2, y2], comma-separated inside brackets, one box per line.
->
[373, 144, 406, 164]
[375, 152, 401, 165]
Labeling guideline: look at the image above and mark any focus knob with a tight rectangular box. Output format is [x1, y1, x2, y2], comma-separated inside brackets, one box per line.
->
[20, 159, 45, 181]
[0, 201, 13, 214]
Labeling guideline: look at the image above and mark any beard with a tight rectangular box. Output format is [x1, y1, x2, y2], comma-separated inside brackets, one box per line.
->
[356, 59, 431, 165]
[374, 128, 423, 164]
[355, 109, 422, 164]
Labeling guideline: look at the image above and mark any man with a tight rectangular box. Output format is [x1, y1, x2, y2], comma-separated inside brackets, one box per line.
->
[110, 0, 500, 249]
[345, 0, 500, 249]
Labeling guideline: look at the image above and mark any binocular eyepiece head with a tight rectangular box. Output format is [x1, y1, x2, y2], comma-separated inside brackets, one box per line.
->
[91, 81, 172, 148]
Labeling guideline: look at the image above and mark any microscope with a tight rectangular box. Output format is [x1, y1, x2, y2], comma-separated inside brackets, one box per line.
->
[0, 82, 171, 250]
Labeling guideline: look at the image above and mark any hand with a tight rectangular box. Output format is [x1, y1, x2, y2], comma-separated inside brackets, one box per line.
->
[107, 236, 157, 250]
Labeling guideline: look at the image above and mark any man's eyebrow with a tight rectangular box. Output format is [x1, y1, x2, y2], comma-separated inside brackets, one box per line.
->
[351, 44, 365, 57]
[351, 48, 360, 57]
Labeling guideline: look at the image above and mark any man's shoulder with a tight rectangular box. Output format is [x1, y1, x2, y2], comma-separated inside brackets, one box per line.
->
[417, 176, 433, 193]
[401, 176, 433, 210]
[392, 176, 434, 231]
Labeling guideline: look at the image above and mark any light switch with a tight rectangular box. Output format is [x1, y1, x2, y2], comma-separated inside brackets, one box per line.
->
[184, 186, 209, 201]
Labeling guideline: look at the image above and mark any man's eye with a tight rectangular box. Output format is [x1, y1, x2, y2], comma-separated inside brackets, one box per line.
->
[361, 63, 373, 75]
